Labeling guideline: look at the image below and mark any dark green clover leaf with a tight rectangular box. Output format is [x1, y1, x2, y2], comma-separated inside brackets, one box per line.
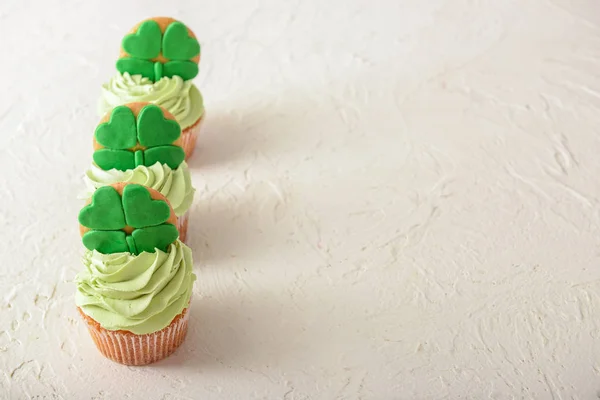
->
[82, 230, 129, 254]
[95, 106, 137, 149]
[116, 58, 199, 81]
[132, 225, 179, 254]
[93, 149, 137, 171]
[137, 104, 181, 146]
[79, 185, 179, 255]
[122, 20, 162, 59]
[143, 146, 185, 168]
[121, 184, 171, 228]
[93, 105, 185, 172]
[163, 61, 199, 81]
[116, 58, 156, 81]
[162, 22, 200, 60]
[79, 186, 126, 230]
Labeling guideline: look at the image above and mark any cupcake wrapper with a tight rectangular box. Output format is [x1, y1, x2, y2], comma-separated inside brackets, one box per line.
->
[177, 211, 190, 243]
[79, 307, 189, 366]
[181, 114, 204, 160]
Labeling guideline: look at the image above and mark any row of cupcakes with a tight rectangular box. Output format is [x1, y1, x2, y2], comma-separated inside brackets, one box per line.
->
[74, 17, 203, 366]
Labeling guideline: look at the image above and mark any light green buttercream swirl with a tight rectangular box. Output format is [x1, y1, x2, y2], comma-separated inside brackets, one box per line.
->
[99, 72, 204, 130]
[83, 161, 194, 217]
[75, 240, 196, 335]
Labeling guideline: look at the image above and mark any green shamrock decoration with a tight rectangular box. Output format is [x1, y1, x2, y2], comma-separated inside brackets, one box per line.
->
[95, 106, 137, 149]
[137, 105, 181, 146]
[93, 104, 185, 171]
[79, 185, 179, 255]
[116, 20, 200, 81]
[116, 58, 199, 82]
[78, 186, 126, 230]
[122, 183, 171, 228]
[162, 22, 201, 60]
[122, 20, 162, 59]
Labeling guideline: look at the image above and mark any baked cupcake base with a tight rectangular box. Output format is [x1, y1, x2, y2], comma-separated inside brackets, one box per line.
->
[181, 114, 204, 160]
[78, 307, 189, 366]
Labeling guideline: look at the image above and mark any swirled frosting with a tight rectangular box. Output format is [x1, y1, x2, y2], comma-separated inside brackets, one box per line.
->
[75, 240, 195, 335]
[99, 73, 204, 129]
[83, 162, 194, 217]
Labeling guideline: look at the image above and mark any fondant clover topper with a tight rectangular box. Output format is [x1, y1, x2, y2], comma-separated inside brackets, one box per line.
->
[93, 102, 185, 171]
[117, 17, 200, 81]
[79, 183, 179, 255]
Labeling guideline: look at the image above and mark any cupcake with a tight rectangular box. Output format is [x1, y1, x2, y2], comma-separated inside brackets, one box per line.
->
[100, 17, 205, 159]
[86, 102, 194, 242]
[76, 182, 195, 365]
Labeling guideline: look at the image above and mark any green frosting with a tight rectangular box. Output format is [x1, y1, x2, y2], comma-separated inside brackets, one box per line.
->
[83, 162, 194, 217]
[76, 240, 196, 334]
[99, 73, 204, 130]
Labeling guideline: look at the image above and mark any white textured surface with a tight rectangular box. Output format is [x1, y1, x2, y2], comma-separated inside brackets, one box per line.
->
[1, 0, 600, 398]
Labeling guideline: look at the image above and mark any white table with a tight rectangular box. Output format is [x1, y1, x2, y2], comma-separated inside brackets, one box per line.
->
[2, 0, 600, 398]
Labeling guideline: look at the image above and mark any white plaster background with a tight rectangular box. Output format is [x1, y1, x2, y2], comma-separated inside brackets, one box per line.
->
[1, 0, 600, 398]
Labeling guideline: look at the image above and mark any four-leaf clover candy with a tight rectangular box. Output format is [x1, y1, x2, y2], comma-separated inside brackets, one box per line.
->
[117, 17, 201, 82]
[79, 182, 179, 255]
[93, 102, 185, 171]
